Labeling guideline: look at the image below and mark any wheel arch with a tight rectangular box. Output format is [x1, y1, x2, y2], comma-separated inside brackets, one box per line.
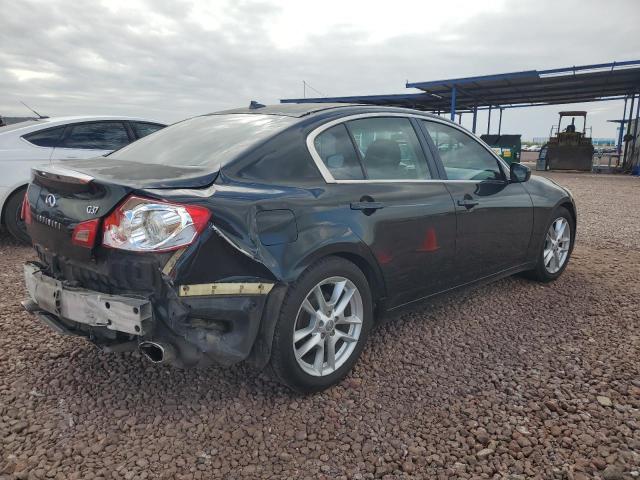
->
[248, 244, 387, 370]
[0, 183, 28, 226]
[559, 200, 576, 228]
[290, 242, 387, 312]
[331, 251, 386, 313]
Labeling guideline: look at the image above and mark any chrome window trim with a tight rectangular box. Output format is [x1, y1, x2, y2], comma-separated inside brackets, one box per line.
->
[331, 178, 504, 184]
[306, 112, 511, 184]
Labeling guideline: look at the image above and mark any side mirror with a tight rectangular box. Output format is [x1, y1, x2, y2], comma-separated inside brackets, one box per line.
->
[510, 162, 531, 183]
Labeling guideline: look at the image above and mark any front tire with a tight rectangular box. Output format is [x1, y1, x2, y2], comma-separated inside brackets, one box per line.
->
[269, 257, 373, 393]
[525, 206, 574, 282]
[4, 188, 30, 244]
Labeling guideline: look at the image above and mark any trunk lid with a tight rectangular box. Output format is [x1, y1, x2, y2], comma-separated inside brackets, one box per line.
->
[51, 157, 218, 189]
[26, 160, 216, 260]
[26, 166, 131, 260]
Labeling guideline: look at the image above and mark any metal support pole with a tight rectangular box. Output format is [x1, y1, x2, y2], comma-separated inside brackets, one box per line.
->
[557, 114, 562, 135]
[498, 108, 503, 135]
[487, 106, 492, 134]
[450, 86, 457, 121]
[472, 106, 478, 134]
[458, 113, 462, 125]
[623, 94, 636, 169]
[618, 97, 628, 154]
[631, 96, 640, 168]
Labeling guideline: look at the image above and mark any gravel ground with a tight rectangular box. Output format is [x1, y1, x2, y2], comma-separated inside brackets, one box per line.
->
[1, 172, 639, 480]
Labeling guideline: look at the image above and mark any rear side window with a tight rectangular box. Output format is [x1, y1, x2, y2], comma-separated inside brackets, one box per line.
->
[62, 122, 130, 150]
[132, 122, 164, 139]
[23, 126, 65, 147]
[313, 125, 364, 180]
[422, 121, 504, 181]
[346, 117, 431, 180]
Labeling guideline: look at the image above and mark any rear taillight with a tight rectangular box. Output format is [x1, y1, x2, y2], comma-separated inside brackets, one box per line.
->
[102, 195, 211, 252]
[72, 218, 100, 248]
[21, 192, 32, 225]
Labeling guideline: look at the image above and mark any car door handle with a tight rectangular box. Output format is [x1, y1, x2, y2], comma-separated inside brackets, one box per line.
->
[457, 199, 479, 209]
[350, 201, 385, 211]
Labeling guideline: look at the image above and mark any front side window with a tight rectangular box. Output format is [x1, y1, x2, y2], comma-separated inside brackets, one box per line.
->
[422, 121, 504, 181]
[62, 122, 130, 150]
[345, 117, 431, 180]
[23, 126, 66, 147]
[313, 124, 364, 180]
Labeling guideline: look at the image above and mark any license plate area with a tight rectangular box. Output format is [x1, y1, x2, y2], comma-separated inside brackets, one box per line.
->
[24, 263, 151, 335]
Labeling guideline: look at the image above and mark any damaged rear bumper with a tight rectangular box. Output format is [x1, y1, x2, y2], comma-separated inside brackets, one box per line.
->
[24, 263, 152, 335]
[22, 261, 280, 368]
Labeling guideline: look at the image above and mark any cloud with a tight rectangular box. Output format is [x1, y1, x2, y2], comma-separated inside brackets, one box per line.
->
[1, 0, 638, 139]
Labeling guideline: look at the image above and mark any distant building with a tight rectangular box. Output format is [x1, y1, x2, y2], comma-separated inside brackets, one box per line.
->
[532, 137, 550, 144]
[592, 138, 616, 146]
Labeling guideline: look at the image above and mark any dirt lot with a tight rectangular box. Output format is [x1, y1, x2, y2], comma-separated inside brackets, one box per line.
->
[1, 172, 639, 480]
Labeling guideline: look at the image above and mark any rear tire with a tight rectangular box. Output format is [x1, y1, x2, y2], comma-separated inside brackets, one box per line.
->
[524, 206, 574, 282]
[269, 257, 373, 393]
[4, 188, 30, 244]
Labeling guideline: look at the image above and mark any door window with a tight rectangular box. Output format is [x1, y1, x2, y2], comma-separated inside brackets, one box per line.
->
[313, 124, 364, 180]
[23, 126, 66, 147]
[62, 122, 130, 150]
[346, 117, 431, 180]
[422, 121, 504, 181]
[131, 122, 164, 139]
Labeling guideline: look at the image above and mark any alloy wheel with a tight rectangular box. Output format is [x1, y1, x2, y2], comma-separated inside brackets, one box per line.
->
[292, 276, 363, 377]
[543, 217, 571, 274]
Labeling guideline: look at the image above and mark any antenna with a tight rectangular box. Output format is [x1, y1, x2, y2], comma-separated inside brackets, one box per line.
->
[302, 81, 326, 98]
[20, 101, 48, 119]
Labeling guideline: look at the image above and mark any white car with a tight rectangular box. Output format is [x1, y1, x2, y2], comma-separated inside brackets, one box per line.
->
[0, 116, 165, 242]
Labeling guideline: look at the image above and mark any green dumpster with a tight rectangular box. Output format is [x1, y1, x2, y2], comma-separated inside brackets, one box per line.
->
[480, 134, 522, 164]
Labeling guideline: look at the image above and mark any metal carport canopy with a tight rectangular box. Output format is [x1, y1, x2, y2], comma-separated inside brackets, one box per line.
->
[281, 60, 640, 119]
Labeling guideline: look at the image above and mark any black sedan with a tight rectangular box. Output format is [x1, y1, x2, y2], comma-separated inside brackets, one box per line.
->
[22, 104, 576, 392]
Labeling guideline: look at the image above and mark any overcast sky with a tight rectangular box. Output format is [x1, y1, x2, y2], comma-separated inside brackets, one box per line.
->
[2, 0, 639, 140]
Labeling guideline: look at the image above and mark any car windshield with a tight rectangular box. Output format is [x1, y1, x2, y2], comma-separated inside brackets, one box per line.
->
[109, 114, 296, 168]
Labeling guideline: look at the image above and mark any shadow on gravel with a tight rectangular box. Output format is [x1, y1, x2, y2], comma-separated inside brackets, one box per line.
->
[16, 259, 591, 412]
[9, 234, 635, 425]
[0, 229, 30, 248]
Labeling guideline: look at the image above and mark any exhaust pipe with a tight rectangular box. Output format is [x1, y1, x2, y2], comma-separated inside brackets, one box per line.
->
[139, 341, 176, 364]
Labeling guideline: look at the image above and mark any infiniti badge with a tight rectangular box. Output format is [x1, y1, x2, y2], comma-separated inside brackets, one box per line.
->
[45, 194, 57, 208]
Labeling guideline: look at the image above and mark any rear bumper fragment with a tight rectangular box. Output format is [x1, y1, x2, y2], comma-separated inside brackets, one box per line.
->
[23, 262, 152, 336]
[23, 261, 283, 368]
[21, 299, 75, 336]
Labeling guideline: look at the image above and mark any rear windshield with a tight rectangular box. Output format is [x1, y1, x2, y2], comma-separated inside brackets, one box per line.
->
[109, 114, 296, 168]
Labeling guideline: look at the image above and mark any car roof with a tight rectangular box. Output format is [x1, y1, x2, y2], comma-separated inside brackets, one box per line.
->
[39, 115, 164, 125]
[212, 103, 362, 118]
[210, 103, 444, 120]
